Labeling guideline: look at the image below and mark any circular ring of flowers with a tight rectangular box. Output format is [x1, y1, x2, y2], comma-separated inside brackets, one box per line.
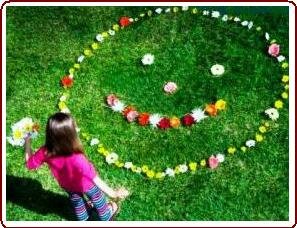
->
[57, 7, 289, 179]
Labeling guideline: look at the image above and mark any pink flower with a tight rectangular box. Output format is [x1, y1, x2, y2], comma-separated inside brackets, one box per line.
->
[164, 82, 177, 94]
[126, 110, 139, 122]
[107, 94, 119, 106]
[208, 155, 219, 169]
[268, 43, 280, 57]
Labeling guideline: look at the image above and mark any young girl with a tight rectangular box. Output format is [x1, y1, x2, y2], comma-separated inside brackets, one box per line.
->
[24, 112, 129, 221]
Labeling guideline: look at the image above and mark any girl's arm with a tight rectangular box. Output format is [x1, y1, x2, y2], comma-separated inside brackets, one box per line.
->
[93, 175, 129, 199]
[24, 137, 33, 162]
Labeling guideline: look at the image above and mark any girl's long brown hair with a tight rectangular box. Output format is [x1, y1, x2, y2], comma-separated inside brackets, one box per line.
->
[45, 112, 83, 156]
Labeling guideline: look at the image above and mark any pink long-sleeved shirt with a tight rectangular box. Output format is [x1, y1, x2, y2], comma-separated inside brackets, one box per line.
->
[26, 146, 97, 193]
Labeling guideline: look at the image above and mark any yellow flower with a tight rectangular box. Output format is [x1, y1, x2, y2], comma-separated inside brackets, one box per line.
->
[200, 159, 206, 167]
[192, 8, 198, 14]
[141, 165, 149, 173]
[74, 63, 80, 69]
[173, 7, 179, 13]
[189, 162, 197, 171]
[256, 134, 264, 142]
[103, 150, 110, 157]
[91, 43, 99, 50]
[174, 166, 180, 174]
[240, 146, 247, 152]
[284, 85, 289, 90]
[147, 10, 152, 16]
[69, 68, 75, 74]
[282, 62, 289, 69]
[58, 101, 67, 110]
[115, 161, 124, 168]
[256, 26, 262, 31]
[139, 13, 145, 17]
[281, 92, 288, 99]
[84, 49, 92, 57]
[24, 123, 33, 132]
[112, 24, 120, 31]
[155, 172, 165, 179]
[274, 100, 283, 109]
[270, 39, 277, 44]
[146, 170, 155, 178]
[264, 122, 270, 128]
[13, 129, 23, 140]
[170, 117, 180, 128]
[215, 99, 227, 111]
[259, 126, 267, 133]
[131, 165, 137, 172]
[282, 75, 289, 83]
[98, 147, 106, 154]
[228, 147, 236, 154]
[102, 32, 109, 38]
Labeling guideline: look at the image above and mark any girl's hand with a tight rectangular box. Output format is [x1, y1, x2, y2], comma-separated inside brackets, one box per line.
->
[24, 135, 31, 144]
[115, 187, 129, 199]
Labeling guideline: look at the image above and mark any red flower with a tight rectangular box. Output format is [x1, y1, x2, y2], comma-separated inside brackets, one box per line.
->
[182, 114, 195, 126]
[123, 106, 135, 116]
[138, 113, 150, 126]
[61, 75, 73, 88]
[119, 17, 131, 27]
[158, 117, 171, 129]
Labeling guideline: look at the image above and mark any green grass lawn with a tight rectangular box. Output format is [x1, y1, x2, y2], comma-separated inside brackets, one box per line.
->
[6, 6, 289, 221]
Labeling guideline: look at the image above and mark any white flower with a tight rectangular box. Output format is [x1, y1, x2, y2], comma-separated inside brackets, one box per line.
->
[149, 114, 161, 128]
[129, 18, 134, 22]
[106, 152, 119, 164]
[7, 136, 25, 147]
[277, 55, 286, 62]
[216, 154, 225, 163]
[60, 95, 67, 102]
[155, 8, 162, 14]
[202, 10, 209, 16]
[90, 138, 100, 146]
[165, 8, 171, 13]
[211, 11, 220, 18]
[164, 82, 177, 94]
[210, 64, 225, 76]
[182, 6, 189, 11]
[108, 29, 115, 36]
[135, 167, 142, 173]
[96, 34, 104, 42]
[246, 139, 256, 148]
[141, 53, 155, 65]
[68, 74, 74, 79]
[111, 101, 126, 112]
[241, 21, 249, 26]
[222, 15, 228, 22]
[191, 108, 207, 122]
[179, 164, 188, 173]
[234, 17, 241, 22]
[265, 32, 270, 41]
[124, 162, 133, 169]
[77, 55, 85, 63]
[76, 127, 80, 133]
[248, 21, 253, 29]
[265, 108, 279, 121]
[165, 168, 175, 177]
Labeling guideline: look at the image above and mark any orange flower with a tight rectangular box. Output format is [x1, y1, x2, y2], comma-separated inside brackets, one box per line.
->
[170, 117, 180, 128]
[205, 104, 217, 116]
[32, 123, 40, 132]
[122, 106, 135, 116]
[138, 113, 150, 126]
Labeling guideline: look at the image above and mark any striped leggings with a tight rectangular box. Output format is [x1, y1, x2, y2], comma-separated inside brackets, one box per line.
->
[68, 185, 112, 221]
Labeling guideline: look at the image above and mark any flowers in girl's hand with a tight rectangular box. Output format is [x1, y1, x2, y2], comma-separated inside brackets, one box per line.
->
[138, 113, 150, 126]
[141, 53, 155, 65]
[265, 108, 279, 121]
[90, 138, 100, 146]
[119, 17, 132, 27]
[208, 155, 219, 169]
[246, 139, 256, 148]
[158, 117, 171, 129]
[191, 108, 207, 123]
[61, 75, 73, 88]
[268, 43, 280, 57]
[7, 117, 39, 147]
[164, 82, 177, 94]
[106, 152, 119, 164]
[210, 64, 225, 76]
[182, 114, 195, 126]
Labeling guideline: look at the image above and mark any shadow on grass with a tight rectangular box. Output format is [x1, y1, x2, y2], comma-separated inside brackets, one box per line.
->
[6, 175, 75, 220]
